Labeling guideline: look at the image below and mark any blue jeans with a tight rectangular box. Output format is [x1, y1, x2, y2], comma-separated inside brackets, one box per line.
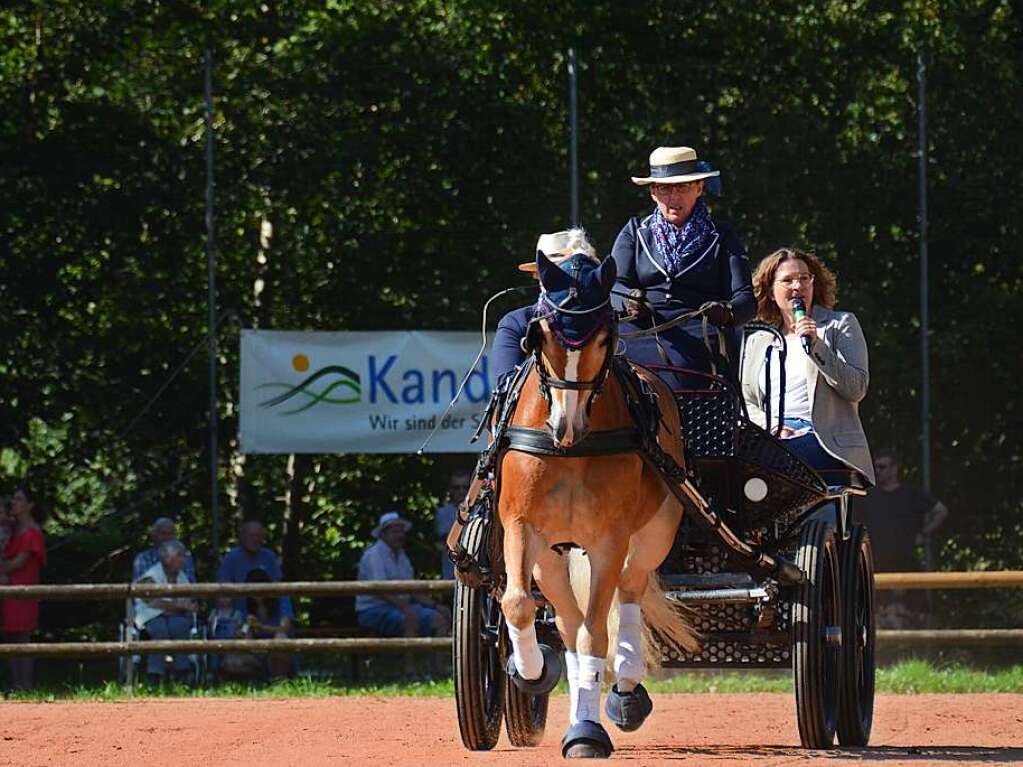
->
[357, 604, 439, 637]
[781, 418, 849, 474]
[144, 613, 193, 677]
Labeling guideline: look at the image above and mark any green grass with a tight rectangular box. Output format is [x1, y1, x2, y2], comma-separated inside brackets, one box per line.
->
[4, 660, 1023, 702]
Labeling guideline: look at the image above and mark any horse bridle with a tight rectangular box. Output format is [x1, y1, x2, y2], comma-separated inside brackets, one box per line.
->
[527, 291, 617, 416]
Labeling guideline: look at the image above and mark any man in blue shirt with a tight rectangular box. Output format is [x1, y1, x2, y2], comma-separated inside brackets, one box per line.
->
[132, 517, 197, 583]
[216, 520, 294, 621]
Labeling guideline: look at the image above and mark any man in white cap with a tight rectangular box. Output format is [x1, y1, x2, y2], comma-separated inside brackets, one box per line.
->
[488, 228, 600, 388]
[356, 511, 450, 677]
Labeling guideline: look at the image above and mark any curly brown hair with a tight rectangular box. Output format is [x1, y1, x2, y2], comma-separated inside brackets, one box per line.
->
[752, 247, 838, 325]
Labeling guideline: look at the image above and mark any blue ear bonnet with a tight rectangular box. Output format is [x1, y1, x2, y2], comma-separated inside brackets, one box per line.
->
[534, 253, 617, 349]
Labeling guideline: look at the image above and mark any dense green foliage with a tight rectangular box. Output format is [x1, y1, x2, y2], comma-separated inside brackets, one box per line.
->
[1, 1, 1021, 637]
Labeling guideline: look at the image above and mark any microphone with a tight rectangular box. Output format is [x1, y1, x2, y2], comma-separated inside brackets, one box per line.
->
[790, 297, 813, 355]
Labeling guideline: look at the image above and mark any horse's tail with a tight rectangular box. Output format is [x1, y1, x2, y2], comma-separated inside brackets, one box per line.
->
[566, 551, 699, 674]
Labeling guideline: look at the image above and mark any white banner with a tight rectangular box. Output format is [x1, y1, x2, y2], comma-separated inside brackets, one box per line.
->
[239, 330, 493, 454]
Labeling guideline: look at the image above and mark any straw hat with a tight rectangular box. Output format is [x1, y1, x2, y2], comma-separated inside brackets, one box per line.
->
[630, 146, 720, 186]
[518, 229, 598, 273]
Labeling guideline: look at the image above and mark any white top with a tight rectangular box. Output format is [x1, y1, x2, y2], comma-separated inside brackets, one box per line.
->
[133, 561, 192, 629]
[758, 334, 812, 427]
[356, 539, 414, 612]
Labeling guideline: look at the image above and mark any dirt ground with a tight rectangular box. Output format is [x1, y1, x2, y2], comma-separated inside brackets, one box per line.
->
[1, 693, 1021, 766]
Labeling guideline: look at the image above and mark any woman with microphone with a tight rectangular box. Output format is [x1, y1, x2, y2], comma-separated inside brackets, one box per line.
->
[740, 248, 874, 485]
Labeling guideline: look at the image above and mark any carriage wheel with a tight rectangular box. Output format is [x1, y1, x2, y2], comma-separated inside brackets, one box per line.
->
[453, 516, 506, 750]
[792, 519, 842, 748]
[837, 524, 876, 746]
[502, 612, 550, 746]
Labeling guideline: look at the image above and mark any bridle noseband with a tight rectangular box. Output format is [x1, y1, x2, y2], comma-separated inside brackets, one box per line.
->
[527, 292, 617, 416]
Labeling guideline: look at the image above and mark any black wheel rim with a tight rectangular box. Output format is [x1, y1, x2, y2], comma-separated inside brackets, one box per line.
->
[481, 591, 503, 716]
[854, 542, 875, 720]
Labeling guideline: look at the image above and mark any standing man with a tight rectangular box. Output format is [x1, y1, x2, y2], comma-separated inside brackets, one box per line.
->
[852, 448, 950, 626]
[435, 472, 470, 580]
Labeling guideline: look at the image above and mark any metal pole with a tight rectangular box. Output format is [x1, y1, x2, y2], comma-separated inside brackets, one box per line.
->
[568, 47, 579, 227]
[204, 46, 219, 558]
[917, 49, 933, 582]
[917, 50, 931, 496]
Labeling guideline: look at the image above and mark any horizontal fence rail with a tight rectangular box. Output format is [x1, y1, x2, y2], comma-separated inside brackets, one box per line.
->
[1, 570, 1021, 600]
[0, 573, 1020, 659]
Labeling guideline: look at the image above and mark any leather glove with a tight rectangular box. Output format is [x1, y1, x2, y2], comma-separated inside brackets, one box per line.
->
[624, 288, 650, 320]
[700, 301, 734, 327]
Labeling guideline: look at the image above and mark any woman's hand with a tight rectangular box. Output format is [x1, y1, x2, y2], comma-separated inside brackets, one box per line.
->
[793, 315, 818, 349]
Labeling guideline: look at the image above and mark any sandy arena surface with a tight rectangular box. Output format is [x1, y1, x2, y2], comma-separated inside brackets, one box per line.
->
[1, 693, 1021, 766]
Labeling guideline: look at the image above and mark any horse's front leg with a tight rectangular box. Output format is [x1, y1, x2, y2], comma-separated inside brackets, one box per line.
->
[533, 547, 584, 722]
[501, 518, 560, 691]
[562, 539, 627, 758]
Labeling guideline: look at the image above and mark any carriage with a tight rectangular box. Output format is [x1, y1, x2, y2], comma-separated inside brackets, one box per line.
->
[450, 289, 877, 754]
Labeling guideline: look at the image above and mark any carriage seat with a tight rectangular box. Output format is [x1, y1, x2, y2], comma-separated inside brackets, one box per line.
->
[818, 469, 869, 492]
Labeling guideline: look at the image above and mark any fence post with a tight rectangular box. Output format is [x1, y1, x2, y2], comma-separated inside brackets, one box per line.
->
[125, 596, 135, 694]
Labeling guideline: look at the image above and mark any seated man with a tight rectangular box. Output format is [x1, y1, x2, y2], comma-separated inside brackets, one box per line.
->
[133, 517, 196, 583]
[357, 511, 450, 677]
[216, 519, 294, 624]
[133, 539, 198, 684]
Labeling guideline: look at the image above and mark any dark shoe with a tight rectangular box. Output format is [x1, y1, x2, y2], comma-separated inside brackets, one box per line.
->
[505, 644, 562, 695]
[561, 720, 614, 759]
[604, 682, 653, 732]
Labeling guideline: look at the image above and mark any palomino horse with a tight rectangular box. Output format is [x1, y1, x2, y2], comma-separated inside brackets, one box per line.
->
[498, 233, 697, 758]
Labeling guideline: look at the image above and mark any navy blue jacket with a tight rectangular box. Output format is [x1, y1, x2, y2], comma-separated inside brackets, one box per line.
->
[610, 211, 754, 378]
[491, 305, 533, 387]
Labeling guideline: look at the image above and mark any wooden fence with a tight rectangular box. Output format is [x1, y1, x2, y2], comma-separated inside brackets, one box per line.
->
[0, 572, 1020, 659]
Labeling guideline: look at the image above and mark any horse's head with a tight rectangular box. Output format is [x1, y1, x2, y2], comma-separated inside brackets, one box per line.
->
[529, 245, 618, 448]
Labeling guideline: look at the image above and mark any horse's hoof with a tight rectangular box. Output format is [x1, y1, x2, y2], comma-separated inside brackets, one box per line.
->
[561, 720, 614, 759]
[506, 643, 562, 695]
[604, 682, 653, 732]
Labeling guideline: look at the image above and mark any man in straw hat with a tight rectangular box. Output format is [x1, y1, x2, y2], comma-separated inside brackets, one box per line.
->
[611, 146, 754, 384]
[357, 511, 451, 677]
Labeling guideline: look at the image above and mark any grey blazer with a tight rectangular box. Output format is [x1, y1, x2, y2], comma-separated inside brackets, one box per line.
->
[740, 305, 875, 485]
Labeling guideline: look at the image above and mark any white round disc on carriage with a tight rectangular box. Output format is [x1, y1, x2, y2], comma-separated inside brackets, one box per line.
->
[743, 477, 770, 502]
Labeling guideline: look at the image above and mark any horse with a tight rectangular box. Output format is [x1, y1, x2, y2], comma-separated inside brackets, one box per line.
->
[496, 231, 697, 758]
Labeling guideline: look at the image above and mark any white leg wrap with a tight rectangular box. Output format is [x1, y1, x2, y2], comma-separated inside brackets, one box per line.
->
[575, 653, 604, 724]
[506, 621, 543, 680]
[564, 650, 580, 724]
[613, 602, 644, 692]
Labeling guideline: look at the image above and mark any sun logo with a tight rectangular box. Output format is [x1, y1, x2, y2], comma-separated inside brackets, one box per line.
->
[292, 354, 310, 372]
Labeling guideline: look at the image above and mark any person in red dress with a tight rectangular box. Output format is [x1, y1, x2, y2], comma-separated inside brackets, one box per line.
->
[1, 486, 47, 690]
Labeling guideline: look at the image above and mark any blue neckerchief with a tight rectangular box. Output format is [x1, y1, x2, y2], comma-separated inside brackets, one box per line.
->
[651, 197, 717, 277]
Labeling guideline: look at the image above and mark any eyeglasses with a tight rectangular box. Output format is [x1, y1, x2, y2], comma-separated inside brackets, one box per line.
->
[651, 182, 699, 197]
[874, 460, 894, 470]
[774, 273, 814, 288]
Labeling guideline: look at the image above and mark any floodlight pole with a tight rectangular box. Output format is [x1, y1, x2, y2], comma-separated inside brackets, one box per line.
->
[204, 45, 220, 558]
[917, 50, 931, 498]
[917, 49, 933, 576]
[568, 47, 579, 227]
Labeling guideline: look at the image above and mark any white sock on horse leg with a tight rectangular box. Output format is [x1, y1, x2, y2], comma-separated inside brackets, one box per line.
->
[575, 653, 605, 724]
[506, 621, 544, 680]
[614, 602, 643, 693]
[564, 650, 580, 724]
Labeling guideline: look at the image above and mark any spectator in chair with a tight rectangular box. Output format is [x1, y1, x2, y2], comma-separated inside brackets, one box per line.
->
[216, 519, 294, 624]
[133, 517, 196, 583]
[357, 511, 451, 677]
[134, 539, 197, 684]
